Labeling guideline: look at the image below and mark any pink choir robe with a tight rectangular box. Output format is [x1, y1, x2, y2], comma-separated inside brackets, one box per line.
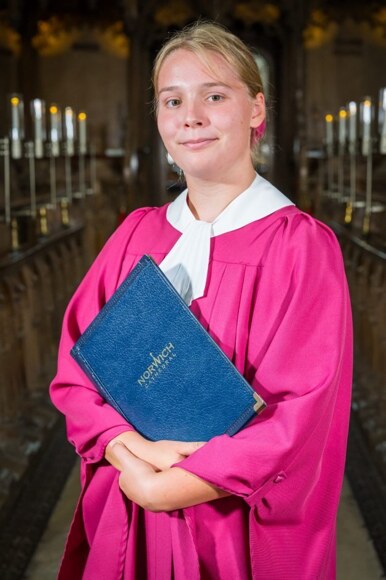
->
[50, 203, 353, 580]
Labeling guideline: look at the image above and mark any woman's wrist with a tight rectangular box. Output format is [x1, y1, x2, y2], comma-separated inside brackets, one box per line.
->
[105, 431, 206, 473]
[114, 444, 158, 506]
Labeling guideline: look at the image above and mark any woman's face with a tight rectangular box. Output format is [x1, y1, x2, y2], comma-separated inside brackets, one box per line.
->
[156, 49, 265, 183]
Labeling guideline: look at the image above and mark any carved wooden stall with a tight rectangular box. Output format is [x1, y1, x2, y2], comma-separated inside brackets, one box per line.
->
[302, 85, 386, 565]
[336, 228, 386, 473]
[0, 176, 122, 577]
[0, 227, 83, 504]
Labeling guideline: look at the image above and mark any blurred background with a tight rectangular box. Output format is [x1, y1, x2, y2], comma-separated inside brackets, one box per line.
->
[0, 0, 385, 578]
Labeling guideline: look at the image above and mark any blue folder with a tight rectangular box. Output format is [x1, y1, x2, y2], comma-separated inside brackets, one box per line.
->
[71, 255, 266, 441]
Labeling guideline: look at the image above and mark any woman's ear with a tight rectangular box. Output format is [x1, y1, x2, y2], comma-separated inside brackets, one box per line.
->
[250, 92, 266, 129]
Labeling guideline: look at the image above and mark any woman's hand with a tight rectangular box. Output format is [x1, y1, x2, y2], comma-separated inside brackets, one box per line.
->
[109, 441, 158, 507]
[111, 442, 230, 512]
[143, 439, 206, 470]
[105, 430, 205, 472]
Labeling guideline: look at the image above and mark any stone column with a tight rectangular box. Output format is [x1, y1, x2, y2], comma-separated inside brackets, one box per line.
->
[123, 1, 163, 208]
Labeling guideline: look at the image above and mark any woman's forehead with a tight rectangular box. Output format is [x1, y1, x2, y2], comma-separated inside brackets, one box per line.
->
[157, 48, 242, 89]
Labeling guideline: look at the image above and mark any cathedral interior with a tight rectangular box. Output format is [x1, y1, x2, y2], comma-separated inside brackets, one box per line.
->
[0, 0, 385, 578]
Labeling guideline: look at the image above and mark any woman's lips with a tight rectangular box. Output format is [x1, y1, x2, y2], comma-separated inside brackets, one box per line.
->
[180, 138, 217, 150]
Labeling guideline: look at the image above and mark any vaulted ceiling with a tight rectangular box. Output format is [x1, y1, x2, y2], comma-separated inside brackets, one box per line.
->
[1, 0, 384, 37]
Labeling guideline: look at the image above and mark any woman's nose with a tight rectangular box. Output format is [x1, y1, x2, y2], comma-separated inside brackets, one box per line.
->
[183, 101, 206, 127]
[184, 117, 203, 127]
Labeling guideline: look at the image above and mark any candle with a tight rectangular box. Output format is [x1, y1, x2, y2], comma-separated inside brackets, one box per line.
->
[64, 107, 75, 156]
[78, 111, 87, 155]
[31, 98, 46, 158]
[360, 97, 372, 156]
[338, 107, 347, 148]
[325, 113, 334, 153]
[347, 101, 357, 209]
[347, 101, 357, 152]
[9, 93, 24, 159]
[379, 87, 386, 155]
[49, 104, 62, 157]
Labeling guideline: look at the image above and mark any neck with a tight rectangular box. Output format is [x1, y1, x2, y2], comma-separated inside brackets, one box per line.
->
[186, 167, 257, 222]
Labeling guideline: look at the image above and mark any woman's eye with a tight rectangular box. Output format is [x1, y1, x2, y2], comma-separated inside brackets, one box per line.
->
[208, 94, 224, 102]
[165, 98, 181, 108]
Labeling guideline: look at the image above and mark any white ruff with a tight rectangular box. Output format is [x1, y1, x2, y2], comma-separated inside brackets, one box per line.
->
[160, 172, 294, 305]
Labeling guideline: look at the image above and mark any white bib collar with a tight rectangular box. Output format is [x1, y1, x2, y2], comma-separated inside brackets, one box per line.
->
[160, 172, 294, 305]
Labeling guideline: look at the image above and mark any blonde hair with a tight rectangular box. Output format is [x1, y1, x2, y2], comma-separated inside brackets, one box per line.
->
[152, 21, 266, 144]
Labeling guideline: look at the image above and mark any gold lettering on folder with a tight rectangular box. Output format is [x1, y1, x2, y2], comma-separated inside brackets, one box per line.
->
[137, 342, 176, 387]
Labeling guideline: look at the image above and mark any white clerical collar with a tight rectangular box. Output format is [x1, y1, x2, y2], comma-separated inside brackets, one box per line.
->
[159, 172, 294, 305]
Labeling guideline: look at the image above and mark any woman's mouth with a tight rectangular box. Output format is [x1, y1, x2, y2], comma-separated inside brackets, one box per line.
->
[180, 138, 217, 150]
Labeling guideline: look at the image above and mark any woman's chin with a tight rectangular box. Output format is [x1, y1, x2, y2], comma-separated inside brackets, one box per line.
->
[180, 161, 223, 182]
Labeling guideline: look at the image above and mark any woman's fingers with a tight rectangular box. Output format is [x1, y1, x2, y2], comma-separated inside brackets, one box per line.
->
[109, 440, 134, 471]
[177, 441, 206, 456]
[107, 438, 206, 473]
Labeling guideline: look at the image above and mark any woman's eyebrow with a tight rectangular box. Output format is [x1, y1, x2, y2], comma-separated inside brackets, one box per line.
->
[158, 82, 232, 95]
[200, 82, 232, 89]
[158, 85, 179, 95]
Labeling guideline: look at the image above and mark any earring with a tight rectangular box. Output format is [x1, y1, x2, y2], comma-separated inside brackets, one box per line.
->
[166, 152, 184, 178]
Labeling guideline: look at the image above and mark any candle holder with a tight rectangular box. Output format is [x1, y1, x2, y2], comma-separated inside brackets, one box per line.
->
[38, 206, 48, 236]
[89, 143, 97, 194]
[60, 198, 70, 227]
[11, 217, 20, 252]
[345, 101, 358, 224]
[324, 113, 335, 199]
[0, 137, 11, 225]
[63, 107, 75, 201]
[77, 112, 87, 198]
[62, 140, 73, 205]
[0, 138, 12, 255]
[47, 141, 57, 209]
[359, 97, 373, 235]
[78, 148, 86, 198]
[337, 107, 347, 205]
[32, 97, 61, 233]
[378, 87, 386, 155]
[24, 141, 37, 219]
[358, 95, 385, 236]
[48, 104, 62, 211]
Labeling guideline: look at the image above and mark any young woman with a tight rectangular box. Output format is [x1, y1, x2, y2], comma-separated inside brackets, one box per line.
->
[50, 21, 352, 580]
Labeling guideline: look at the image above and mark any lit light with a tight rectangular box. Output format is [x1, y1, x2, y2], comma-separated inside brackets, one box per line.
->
[348, 102, 357, 117]
[78, 112, 87, 121]
[361, 98, 372, 125]
[64, 107, 75, 149]
[347, 102, 357, 147]
[50, 105, 58, 114]
[325, 114, 333, 123]
[11, 96, 20, 106]
[360, 97, 372, 156]
[338, 107, 347, 145]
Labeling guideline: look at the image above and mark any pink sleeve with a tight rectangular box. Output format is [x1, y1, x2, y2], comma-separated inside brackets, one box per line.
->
[50, 208, 151, 464]
[174, 216, 353, 506]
